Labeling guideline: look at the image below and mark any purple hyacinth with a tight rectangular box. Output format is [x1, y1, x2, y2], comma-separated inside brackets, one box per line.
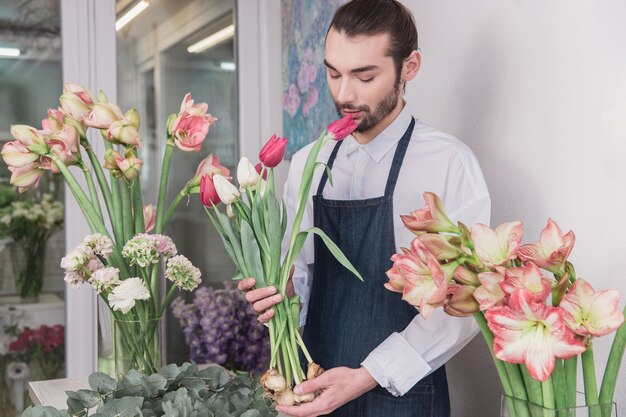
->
[171, 282, 270, 375]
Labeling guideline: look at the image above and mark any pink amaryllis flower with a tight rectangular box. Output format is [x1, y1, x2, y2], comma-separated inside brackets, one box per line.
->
[401, 192, 459, 234]
[259, 134, 288, 168]
[168, 94, 217, 152]
[559, 278, 624, 338]
[59, 82, 95, 120]
[473, 272, 506, 311]
[444, 284, 480, 317]
[385, 238, 448, 318]
[501, 262, 551, 303]
[417, 233, 463, 261]
[8, 162, 44, 193]
[326, 115, 357, 141]
[517, 218, 575, 272]
[84, 102, 124, 129]
[143, 204, 156, 233]
[485, 288, 586, 381]
[471, 221, 523, 268]
[41, 108, 66, 134]
[1, 141, 39, 168]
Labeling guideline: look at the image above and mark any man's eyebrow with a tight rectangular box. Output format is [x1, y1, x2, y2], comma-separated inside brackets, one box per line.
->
[324, 60, 380, 74]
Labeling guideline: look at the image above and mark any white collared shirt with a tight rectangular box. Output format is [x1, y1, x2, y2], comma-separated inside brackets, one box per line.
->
[282, 105, 491, 396]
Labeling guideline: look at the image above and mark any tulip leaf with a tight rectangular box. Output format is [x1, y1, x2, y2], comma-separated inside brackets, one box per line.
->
[241, 220, 266, 287]
[306, 227, 364, 281]
[314, 161, 333, 187]
[205, 207, 242, 275]
[251, 193, 270, 257]
[266, 193, 282, 285]
[215, 207, 247, 276]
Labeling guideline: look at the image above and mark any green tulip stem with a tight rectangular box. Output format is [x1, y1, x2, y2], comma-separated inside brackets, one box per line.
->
[599, 306, 626, 410]
[131, 179, 145, 234]
[295, 326, 313, 364]
[582, 340, 602, 417]
[155, 142, 175, 235]
[164, 190, 186, 227]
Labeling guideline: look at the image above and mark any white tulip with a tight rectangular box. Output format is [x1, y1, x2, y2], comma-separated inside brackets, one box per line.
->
[237, 157, 260, 189]
[213, 174, 240, 204]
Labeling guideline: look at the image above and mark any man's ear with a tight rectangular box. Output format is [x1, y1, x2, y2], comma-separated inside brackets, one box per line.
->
[402, 50, 421, 82]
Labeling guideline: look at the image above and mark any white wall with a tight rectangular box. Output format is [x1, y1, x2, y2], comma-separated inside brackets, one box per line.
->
[244, 1, 626, 415]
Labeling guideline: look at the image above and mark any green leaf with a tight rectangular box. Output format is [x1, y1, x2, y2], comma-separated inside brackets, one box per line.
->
[240, 410, 262, 417]
[89, 372, 117, 395]
[66, 389, 102, 408]
[265, 194, 282, 285]
[306, 227, 364, 281]
[22, 406, 70, 417]
[240, 221, 265, 287]
[314, 161, 333, 187]
[215, 208, 247, 275]
[97, 397, 144, 417]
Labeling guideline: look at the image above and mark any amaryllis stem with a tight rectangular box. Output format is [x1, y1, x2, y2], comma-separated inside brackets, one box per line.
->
[131, 179, 145, 234]
[81, 139, 115, 234]
[599, 306, 625, 412]
[540, 376, 555, 410]
[550, 359, 567, 409]
[564, 356, 577, 409]
[155, 142, 175, 234]
[81, 163, 103, 220]
[120, 180, 133, 244]
[164, 190, 186, 227]
[582, 341, 602, 417]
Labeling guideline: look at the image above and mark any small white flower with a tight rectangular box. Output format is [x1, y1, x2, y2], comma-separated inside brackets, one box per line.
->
[109, 278, 151, 314]
[122, 234, 159, 267]
[61, 246, 89, 271]
[64, 270, 85, 288]
[165, 255, 202, 291]
[1, 215, 11, 225]
[154, 234, 177, 258]
[82, 233, 114, 258]
[90, 267, 120, 294]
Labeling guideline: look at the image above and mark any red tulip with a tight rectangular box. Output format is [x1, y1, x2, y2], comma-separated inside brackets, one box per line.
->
[255, 163, 268, 180]
[326, 115, 357, 141]
[200, 174, 221, 206]
[259, 134, 288, 167]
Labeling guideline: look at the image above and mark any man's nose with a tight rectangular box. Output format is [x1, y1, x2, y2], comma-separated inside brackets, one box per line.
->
[336, 79, 356, 104]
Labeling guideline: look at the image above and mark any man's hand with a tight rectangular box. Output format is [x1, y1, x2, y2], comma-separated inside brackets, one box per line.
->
[237, 275, 295, 323]
[276, 366, 378, 417]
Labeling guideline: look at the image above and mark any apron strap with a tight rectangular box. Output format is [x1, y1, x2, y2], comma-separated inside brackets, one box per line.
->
[315, 139, 343, 196]
[384, 117, 415, 198]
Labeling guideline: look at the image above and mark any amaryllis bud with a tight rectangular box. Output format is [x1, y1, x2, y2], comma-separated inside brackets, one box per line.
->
[103, 149, 122, 170]
[259, 134, 287, 167]
[237, 156, 259, 188]
[107, 119, 141, 147]
[125, 108, 141, 131]
[326, 115, 357, 140]
[116, 155, 143, 180]
[41, 108, 66, 133]
[60, 83, 95, 120]
[255, 163, 268, 180]
[143, 204, 156, 233]
[84, 102, 124, 129]
[213, 174, 240, 204]
[1, 141, 39, 168]
[444, 284, 480, 317]
[8, 163, 43, 193]
[200, 174, 221, 206]
[10, 125, 46, 149]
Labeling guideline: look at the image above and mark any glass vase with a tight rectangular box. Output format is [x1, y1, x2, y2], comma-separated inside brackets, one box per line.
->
[113, 317, 164, 377]
[501, 394, 618, 417]
[9, 240, 46, 302]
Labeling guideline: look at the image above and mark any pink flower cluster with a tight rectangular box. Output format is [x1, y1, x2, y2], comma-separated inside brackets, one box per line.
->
[10, 325, 64, 355]
[387, 192, 624, 382]
[283, 48, 319, 118]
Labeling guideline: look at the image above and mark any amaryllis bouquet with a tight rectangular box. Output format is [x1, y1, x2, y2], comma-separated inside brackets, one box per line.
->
[171, 282, 270, 375]
[9, 324, 65, 381]
[198, 116, 363, 406]
[386, 192, 625, 417]
[1, 83, 225, 375]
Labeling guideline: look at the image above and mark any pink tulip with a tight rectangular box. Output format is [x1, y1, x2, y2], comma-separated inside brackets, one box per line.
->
[385, 238, 448, 318]
[8, 162, 43, 193]
[517, 219, 575, 272]
[107, 119, 141, 147]
[486, 288, 586, 381]
[559, 279, 624, 337]
[115, 155, 143, 180]
[473, 272, 506, 311]
[259, 134, 288, 167]
[401, 192, 459, 234]
[255, 163, 268, 180]
[326, 115, 358, 141]
[84, 102, 124, 129]
[143, 204, 156, 233]
[417, 234, 463, 261]
[471, 221, 523, 267]
[200, 174, 221, 206]
[444, 284, 480, 317]
[1, 141, 39, 168]
[501, 263, 551, 303]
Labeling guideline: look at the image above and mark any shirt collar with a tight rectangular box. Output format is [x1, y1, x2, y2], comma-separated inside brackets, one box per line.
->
[343, 104, 413, 163]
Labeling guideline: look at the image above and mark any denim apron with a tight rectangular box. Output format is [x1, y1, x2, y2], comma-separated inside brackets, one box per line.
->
[302, 118, 450, 417]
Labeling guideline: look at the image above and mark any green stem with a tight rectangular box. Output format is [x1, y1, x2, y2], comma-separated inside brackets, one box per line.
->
[564, 356, 578, 409]
[550, 359, 567, 410]
[80, 162, 103, 220]
[164, 190, 186, 227]
[155, 143, 175, 234]
[131, 179, 145, 234]
[120, 180, 133, 244]
[473, 312, 514, 396]
[599, 306, 625, 409]
[541, 377, 555, 410]
[520, 365, 543, 407]
[103, 141, 124, 253]
[582, 341, 602, 417]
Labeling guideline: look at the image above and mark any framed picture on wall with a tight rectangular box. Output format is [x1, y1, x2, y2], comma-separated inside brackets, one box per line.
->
[281, 0, 348, 159]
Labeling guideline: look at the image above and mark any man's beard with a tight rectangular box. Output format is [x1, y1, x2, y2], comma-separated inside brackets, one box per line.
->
[335, 78, 402, 133]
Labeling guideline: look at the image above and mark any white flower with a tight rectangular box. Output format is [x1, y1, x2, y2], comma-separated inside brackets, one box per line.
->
[61, 246, 89, 271]
[237, 157, 260, 189]
[64, 270, 85, 288]
[90, 267, 120, 294]
[1, 215, 11, 225]
[109, 278, 151, 314]
[213, 174, 240, 204]
[165, 255, 202, 291]
[226, 204, 235, 219]
[122, 234, 159, 267]
[0, 334, 16, 355]
[82, 233, 114, 258]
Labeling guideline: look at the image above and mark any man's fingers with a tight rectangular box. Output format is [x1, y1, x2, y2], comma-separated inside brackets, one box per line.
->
[252, 293, 283, 313]
[244, 286, 276, 304]
[294, 373, 326, 395]
[237, 277, 256, 291]
[258, 309, 274, 323]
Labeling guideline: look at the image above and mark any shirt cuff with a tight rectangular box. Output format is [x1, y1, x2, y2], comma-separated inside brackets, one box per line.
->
[361, 332, 431, 397]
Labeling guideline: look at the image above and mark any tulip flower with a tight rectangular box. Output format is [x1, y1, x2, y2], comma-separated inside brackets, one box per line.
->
[259, 134, 288, 167]
[473, 272, 506, 310]
[8, 162, 44, 193]
[470, 221, 523, 267]
[517, 218, 575, 272]
[185, 154, 230, 195]
[501, 262, 551, 303]
[255, 163, 268, 180]
[84, 102, 124, 129]
[1, 141, 39, 168]
[212, 174, 240, 204]
[143, 204, 156, 233]
[326, 115, 358, 140]
[559, 278, 624, 338]
[485, 288, 586, 381]
[400, 192, 459, 234]
[115, 155, 143, 180]
[107, 119, 141, 147]
[200, 174, 221, 206]
[444, 284, 480, 317]
[237, 157, 260, 189]
[385, 238, 448, 318]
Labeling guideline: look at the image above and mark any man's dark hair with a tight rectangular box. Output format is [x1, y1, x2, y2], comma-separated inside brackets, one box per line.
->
[328, 0, 418, 79]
